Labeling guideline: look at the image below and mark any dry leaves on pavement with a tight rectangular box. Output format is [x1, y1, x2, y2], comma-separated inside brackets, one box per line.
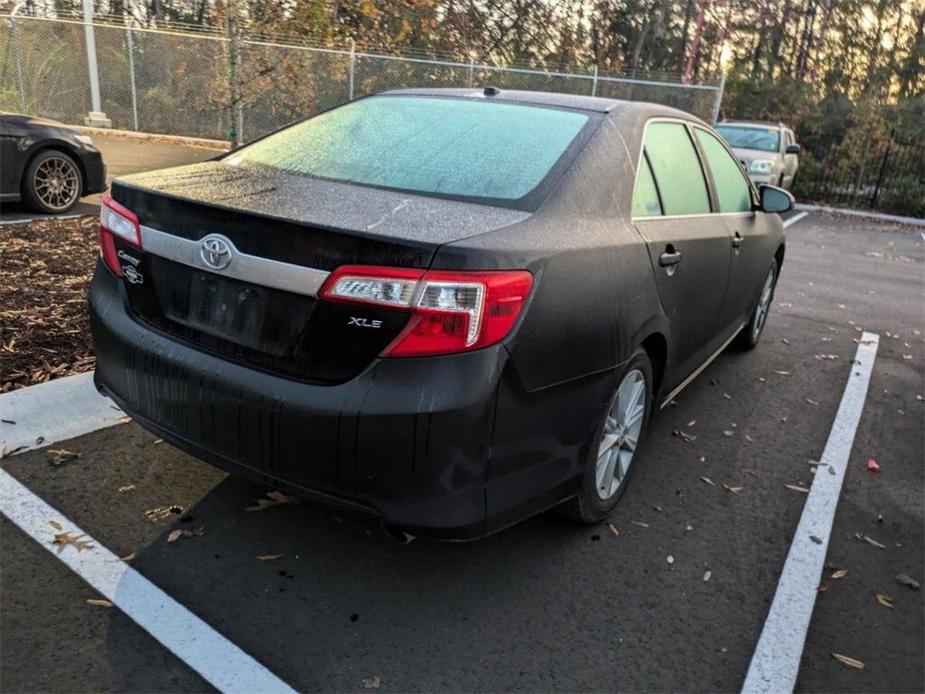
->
[361, 676, 382, 689]
[167, 527, 205, 543]
[832, 653, 865, 669]
[47, 449, 82, 466]
[51, 531, 94, 553]
[875, 594, 895, 608]
[1, 217, 99, 393]
[86, 598, 113, 608]
[246, 491, 299, 511]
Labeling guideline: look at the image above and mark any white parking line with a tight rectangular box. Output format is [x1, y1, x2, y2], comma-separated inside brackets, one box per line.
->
[783, 211, 809, 228]
[742, 332, 879, 693]
[0, 467, 295, 693]
[0, 372, 125, 456]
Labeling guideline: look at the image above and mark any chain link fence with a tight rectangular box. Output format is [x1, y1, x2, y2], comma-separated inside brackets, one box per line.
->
[1, 15, 724, 144]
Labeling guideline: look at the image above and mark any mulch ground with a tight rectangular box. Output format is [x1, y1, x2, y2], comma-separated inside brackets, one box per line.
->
[1, 217, 99, 393]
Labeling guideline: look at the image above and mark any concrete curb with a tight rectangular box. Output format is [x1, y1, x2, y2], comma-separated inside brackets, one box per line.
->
[76, 125, 230, 151]
[795, 203, 925, 228]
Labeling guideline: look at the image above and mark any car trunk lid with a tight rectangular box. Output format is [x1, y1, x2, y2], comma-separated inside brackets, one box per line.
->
[109, 162, 529, 383]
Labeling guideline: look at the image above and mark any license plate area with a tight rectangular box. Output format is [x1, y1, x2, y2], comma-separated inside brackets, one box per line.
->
[147, 256, 314, 359]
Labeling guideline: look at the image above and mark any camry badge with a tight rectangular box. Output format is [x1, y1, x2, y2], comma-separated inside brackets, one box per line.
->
[200, 235, 233, 270]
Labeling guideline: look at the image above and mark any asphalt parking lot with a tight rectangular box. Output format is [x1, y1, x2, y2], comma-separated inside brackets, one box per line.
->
[0, 213, 922, 692]
[0, 134, 222, 223]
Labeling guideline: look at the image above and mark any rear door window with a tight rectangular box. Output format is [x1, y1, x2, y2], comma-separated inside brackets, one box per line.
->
[643, 122, 711, 216]
[632, 154, 663, 217]
[694, 127, 753, 213]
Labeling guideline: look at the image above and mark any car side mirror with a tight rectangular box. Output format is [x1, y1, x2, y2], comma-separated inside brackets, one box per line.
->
[785, 143, 801, 154]
[759, 184, 794, 214]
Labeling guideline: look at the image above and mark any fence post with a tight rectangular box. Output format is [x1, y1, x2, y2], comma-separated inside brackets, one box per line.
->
[870, 129, 894, 210]
[81, 0, 110, 126]
[227, 6, 244, 145]
[9, 6, 27, 114]
[710, 72, 726, 124]
[468, 58, 474, 88]
[591, 64, 598, 97]
[125, 25, 139, 131]
[348, 38, 356, 100]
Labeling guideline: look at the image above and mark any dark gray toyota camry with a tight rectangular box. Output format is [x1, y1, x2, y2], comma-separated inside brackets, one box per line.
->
[89, 88, 792, 539]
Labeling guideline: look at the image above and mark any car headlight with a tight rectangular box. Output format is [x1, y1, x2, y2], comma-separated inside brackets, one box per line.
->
[749, 159, 773, 174]
[74, 134, 94, 146]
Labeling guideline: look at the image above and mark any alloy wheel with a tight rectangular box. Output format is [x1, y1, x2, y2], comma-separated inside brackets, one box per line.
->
[595, 369, 646, 500]
[33, 155, 80, 211]
[752, 268, 775, 341]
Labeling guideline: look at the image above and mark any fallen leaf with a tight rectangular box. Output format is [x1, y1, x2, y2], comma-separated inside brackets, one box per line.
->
[856, 533, 886, 549]
[810, 535, 823, 544]
[774, 370, 792, 376]
[875, 594, 894, 608]
[895, 573, 920, 589]
[832, 653, 865, 669]
[781, 338, 790, 345]
[700, 476, 715, 487]
[703, 570, 712, 582]
[831, 569, 848, 579]
[48, 520, 63, 530]
[806, 398, 819, 406]
[723, 430, 734, 437]
[246, 491, 299, 512]
[47, 448, 81, 466]
[672, 430, 697, 443]
[666, 555, 674, 565]
[723, 484, 743, 494]
[51, 532, 93, 553]
[257, 554, 285, 561]
[744, 434, 754, 442]
[741, 467, 759, 477]
[686, 419, 697, 427]
[120, 552, 136, 562]
[152, 438, 164, 445]
[631, 520, 649, 528]
[653, 505, 663, 513]
[167, 527, 205, 543]
[362, 676, 381, 689]
[86, 598, 113, 608]
[723, 392, 733, 400]
[866, 458, 880, 473]
[118, 484, 136, 493]
[698, 456, 706, 463]
[786, 484, 810, 493]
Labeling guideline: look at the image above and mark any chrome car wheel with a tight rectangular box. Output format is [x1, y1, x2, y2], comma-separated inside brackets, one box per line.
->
[33, 155, 80, 211]
[596, 368, 646, 500]
[752, 267, 775, 342]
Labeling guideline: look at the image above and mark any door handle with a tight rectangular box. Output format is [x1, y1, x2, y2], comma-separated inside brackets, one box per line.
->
[659, 247, 682, 267]
[732, 232, 744, 248]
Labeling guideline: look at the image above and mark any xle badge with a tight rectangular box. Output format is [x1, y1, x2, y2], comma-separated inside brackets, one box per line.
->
[348, 317, 382, 329]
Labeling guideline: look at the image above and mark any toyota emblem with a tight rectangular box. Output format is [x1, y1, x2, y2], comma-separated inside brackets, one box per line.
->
[200, 235, 233, 270]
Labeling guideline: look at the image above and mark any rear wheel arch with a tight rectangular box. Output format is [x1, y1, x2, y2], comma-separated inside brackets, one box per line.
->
[640, 332, 668, 399]
[775, 243, 785, 271]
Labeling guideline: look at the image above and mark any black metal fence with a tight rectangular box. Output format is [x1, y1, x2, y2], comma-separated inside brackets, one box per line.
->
[793, 129, 925, 218]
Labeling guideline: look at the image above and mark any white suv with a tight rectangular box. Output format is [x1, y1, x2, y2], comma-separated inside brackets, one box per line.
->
[715, 121, 800, 190]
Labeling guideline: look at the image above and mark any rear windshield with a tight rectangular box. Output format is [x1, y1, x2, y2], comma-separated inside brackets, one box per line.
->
[227, 95, 593, 209]
[715, 125, 780, 153]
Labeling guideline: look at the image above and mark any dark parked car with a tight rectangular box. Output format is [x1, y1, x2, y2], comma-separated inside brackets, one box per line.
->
[0, 114, 107, 213]
[89, 89, 792, 539]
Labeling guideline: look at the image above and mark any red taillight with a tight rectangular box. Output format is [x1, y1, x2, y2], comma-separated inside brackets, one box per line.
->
[319, 265, 534, 357]
[99, 194, 141, 276]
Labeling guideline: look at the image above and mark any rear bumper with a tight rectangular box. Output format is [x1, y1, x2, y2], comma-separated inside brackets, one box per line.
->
[89, 261, 504, 538]
[80, 149, 107, 195]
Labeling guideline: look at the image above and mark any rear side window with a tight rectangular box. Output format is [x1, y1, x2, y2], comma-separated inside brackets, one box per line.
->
[643, 122, 711, 216]
[695, 128, 753, 213]
[632, 154, 663, 217]
[228, 96, 591, 208]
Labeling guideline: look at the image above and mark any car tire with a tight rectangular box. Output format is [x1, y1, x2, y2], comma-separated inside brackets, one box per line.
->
[566, 349, 653, 523]
[734, 260, 778, 350]
[22, 149, 84, 214]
